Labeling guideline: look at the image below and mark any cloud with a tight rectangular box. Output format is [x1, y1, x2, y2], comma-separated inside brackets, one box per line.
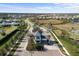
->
[0, 4, 53, 13]
[36, 7, 52, 10]
[0, 4, 37, 13]
[60, 3, 79, 9]
[66, 6, 79, 10]
[0, 3, 79, 13]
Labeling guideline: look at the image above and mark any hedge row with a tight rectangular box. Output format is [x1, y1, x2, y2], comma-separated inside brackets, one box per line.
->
[0, 24, 27, 56]
[8, 30, 27, 56]
[0, 29, 18, 46]
[0, 30, 20, 56]
[8, 24, 28, 56]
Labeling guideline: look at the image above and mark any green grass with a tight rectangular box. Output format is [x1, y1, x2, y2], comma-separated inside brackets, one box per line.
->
[0, 27, 17, 40]
[69, 32, 79, 40]
[59, 37, 79, 55]
[54, 30, 79, 56]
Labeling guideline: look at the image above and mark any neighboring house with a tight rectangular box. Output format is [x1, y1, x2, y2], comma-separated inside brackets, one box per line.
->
[72, 18, 79, 24]
[0, 19, 20, 26]
[11, 20, 20, 26]
[2, 20, 12, 26]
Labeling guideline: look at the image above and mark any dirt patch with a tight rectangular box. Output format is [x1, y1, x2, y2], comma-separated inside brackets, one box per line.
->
[53, 23, 79, 31]
[38, 19, 63, 25]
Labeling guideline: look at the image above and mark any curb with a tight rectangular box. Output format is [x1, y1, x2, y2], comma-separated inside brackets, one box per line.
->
[51, 31, 70, 56]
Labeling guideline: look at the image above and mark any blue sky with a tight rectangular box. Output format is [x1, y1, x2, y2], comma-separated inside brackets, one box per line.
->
[0, 3, 79, 13]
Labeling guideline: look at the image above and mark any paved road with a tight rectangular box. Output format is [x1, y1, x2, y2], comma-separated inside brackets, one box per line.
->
[14, 19, 64, 56]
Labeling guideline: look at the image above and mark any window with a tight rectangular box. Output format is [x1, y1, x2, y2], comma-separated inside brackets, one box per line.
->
[36, 36, 40, 39]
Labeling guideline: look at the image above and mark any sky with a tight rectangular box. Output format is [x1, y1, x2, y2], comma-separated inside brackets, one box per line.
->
[0, 3, 79, 13]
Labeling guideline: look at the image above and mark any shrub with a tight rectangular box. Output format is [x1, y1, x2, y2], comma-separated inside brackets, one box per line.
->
[0, 49, 3, 56]
[0, 48, 7, 56]
[26, 37, 44, 51]
[4, 43, 10, 51]
[36, 43, 44, 51]
[26, 39, 36, 51]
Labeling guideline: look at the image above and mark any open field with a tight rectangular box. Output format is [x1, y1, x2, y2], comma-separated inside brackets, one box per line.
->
[36, 19, 79, 31]
[53, 30, 62, 36]
[69, 32, 79, 40]
[53, 23, 79, 40]
[53, 23, 79, 31]
[36, 19, 63, 25]
[37, 19, 79, 40]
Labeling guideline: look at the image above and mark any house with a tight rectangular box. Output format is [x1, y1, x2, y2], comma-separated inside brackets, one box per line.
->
[72, 18, 79, 24]
[34, 28, 49, 43]
[11, 20, 20, 26]
[0, 19, 20, 26]
[34, 31, 42, 43]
